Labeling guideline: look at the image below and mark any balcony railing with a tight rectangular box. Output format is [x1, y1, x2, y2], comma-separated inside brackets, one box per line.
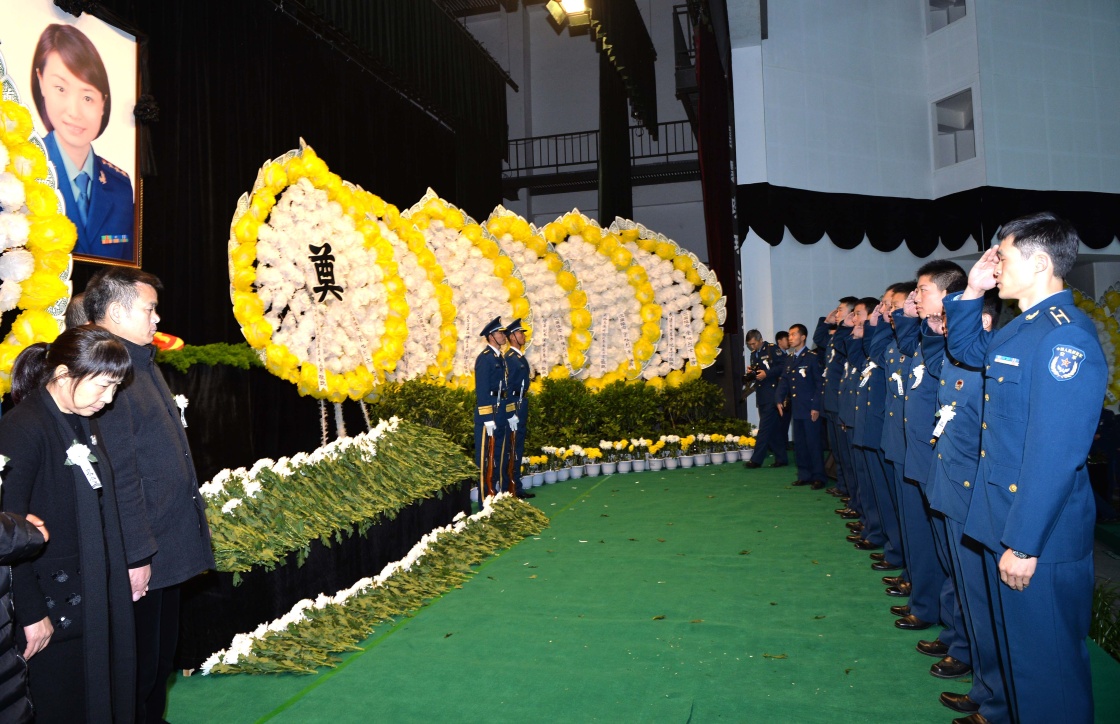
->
[503, 120, 697, 178]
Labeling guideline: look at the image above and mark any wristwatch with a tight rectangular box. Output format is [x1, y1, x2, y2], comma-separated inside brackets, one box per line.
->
[1011, 550, 1033, 559]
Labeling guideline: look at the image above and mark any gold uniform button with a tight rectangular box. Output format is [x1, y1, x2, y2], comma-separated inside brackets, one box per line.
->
[889, 412, 894, 417]
[938, 453, 942, 459]
[998, 376, 1004, 382]
[1009, 484, 1017, 493]
[963, 481, 971, 488]
[982, 422, 987, 429]
[904, 417, 908, 423]
[941, 380, 945, 386]
[984, 393, 990, 401]
[981, 450, 986, 457]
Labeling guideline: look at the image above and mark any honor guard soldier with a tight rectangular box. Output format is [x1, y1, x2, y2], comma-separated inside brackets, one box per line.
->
[946, 212, 1106, 724]
[503, 319, 534, 499]
[744, 330, 788, 469]
[474, 317, 509, 499]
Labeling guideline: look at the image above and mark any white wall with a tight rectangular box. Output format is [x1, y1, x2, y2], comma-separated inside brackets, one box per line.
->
[927, 6, 986, 198]
[977, 0, 1120, 193]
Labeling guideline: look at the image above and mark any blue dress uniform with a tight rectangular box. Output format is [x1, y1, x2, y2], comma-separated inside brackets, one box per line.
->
[870, 321, 912, 580]
[815, 320, 853, 493]
[837, 336, 869, 516]
[749, 341, 788, 466]
[474, 318, 509, 498]
[776, 345, 825, 484]
[895, 311, 960, 643]
[946, 289, 1105, 724]
[503, 319, 531, 496]
[45, 132, 135, 261]
[925, 328, 1007, 723]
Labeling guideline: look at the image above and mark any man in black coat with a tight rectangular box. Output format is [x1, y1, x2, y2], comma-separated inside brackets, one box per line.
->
[0, 511, 47, 723]
[84, 268, 215, 724]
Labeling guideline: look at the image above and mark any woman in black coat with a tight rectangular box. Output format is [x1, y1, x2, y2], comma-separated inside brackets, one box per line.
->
[0, 512, 48, 724]
[0, 325, 136, 723]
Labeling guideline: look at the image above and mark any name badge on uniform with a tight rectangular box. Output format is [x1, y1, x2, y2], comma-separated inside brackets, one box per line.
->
[931, 404, 956, 439]
[993, 355, 1020, 367]
[911, 364, 925, 389]
[890, 371, 903, 395]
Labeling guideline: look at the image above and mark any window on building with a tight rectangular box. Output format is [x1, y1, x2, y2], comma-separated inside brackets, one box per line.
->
[933, 89, 976, 169]
[928, 0, 967, 34]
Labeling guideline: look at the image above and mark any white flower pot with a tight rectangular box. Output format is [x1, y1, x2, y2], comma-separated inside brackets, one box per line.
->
[570, 465, 585, 479]
[470, 486, 480, 502]
[530, 472, 544, 487]
[665, 457, 679, 470]
[726, 450, 740, 463]
[742, 448, 754, 462]
[543, 470, 558, 484]
[618, 460, 633, 473]
[649, 459, 664, 472]
[557, 467, 571, 481]
[602, 462, 617, 475]
[586, 463, 602, 476]
[711, 452, 726, 464]
[680, 455, 694, 468]
[633, 459, 647, 472]
[696, 454, 709, 466]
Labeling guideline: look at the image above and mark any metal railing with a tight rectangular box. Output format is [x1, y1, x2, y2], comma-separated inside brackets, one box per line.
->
[504, 120, 697, 177]
[673, 4, 696, 72]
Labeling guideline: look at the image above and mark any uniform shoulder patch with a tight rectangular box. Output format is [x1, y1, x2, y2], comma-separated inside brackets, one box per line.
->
[1049, 344, 1085, 381]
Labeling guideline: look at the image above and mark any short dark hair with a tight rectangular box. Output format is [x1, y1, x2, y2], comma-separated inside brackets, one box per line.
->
[11, 324, 132, 404]
[32, 24, 112, 138]
[891, 280, 917, 296]
[997, 211, 1080, 279]
[64, 292, 88, 329]
[856, 296, 879, 313]
[981, 289, 1003, 322]
[775, 331, 789, 342]
[838, 296, 858, 310]
[84, 267, 164, 324]
[745, 329, 763, 343]
[789, 323, 808, 337]
[916, 260, 966, 294]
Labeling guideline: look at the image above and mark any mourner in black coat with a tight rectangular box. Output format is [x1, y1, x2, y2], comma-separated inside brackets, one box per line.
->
[0, 512, 48, 723]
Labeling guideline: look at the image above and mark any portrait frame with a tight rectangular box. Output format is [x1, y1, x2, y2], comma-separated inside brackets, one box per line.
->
[0, 0, 141, 267]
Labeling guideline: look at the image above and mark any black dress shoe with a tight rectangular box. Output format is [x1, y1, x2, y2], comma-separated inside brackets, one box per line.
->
[853, 539, 881, 551]
[810, 480, 826, 490]
[894, 613, 933, 630]
[839, 509, 860, 519]
[886, 581, 912, 597]
[869, 552, 885, 561]
[916, 638, 949, 657]
[519, 492, 536, 499]
[743, 461, 762, 469]
[791, 479, 810, 486]
[930, 656, 972, 679]
[889, 604, 910, 616]
[951, 713, 989, 724]
[845, 533, 863, 542]
[940, 691, 980, 714]
[769, 462, 788, 468]
[827, 488, 846, 497]
[882, 575, 904, 586]
[846, 521, 864, 530]
[840, 496, 851, 504]
[871, 559, 901, 571]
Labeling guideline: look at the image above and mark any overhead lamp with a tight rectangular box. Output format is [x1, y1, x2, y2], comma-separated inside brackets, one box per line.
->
[546, 0, 591, 28]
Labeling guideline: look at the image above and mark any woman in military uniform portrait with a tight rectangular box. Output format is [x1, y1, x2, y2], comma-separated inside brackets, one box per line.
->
[31, 23, 135, 263]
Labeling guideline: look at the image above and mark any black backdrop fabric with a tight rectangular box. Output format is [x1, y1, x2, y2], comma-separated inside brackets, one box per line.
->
[738, 183, 1120, 256]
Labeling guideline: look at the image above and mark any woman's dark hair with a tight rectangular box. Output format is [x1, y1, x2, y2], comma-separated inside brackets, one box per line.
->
[11, 325, 132, 404]
[31, 24, 112, 138]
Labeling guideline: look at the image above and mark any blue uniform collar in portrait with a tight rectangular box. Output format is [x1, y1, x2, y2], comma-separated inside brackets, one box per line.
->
[479, 317, 505, 337]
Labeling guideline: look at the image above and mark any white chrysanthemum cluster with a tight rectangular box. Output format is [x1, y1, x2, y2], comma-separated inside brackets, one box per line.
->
[199, 492, 511, 675]
[255, 177, 389, 378]
[493, 233, 569, 375]
[0, 144, 32, 312]
[555, 235, 640, 379]
[424, 220, 512, 378]
[384, 224, 441, 382]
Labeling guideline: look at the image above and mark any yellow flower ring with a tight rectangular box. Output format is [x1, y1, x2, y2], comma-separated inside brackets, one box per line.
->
[486, 206, 592, 379]
[1071, 287, 1120, 404]
[545, 211, 648, 388]
[404, 189, 529, 389]
[227, 141, 408, 402]
[0, 74, 74, 398]
[610, 219, 726, 387]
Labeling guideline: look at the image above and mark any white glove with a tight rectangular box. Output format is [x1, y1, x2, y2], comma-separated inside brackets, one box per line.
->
[508, 414, 519, 432]
[484, 420, 496, 436]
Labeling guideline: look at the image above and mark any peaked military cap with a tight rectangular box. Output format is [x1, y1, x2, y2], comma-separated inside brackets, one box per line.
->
[505, 318, 525, 335]
[480, 317, 505, 337]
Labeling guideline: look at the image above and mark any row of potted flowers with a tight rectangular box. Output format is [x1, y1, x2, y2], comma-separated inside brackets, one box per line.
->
[520, 433, 756, 487]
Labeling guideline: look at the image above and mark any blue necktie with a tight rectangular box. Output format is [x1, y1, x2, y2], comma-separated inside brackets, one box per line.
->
[75, 171, 91, 224]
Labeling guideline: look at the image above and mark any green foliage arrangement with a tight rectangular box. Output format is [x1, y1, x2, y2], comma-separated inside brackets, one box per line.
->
[202, 495, 550, 675]
[362, 380, 476, 452]
[156, 342, 264, 373]
[200, 418, 477, 579]
[1091, 581, 1120, 662]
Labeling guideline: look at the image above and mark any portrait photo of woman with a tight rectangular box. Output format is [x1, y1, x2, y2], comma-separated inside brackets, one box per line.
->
[31, 23, 135, 263]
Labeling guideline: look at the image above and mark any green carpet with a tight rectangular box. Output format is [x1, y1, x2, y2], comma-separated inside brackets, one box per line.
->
[166, 461, 1120, 722]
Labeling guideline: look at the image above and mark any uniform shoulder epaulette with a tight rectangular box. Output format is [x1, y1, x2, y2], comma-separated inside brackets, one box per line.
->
[1045, 305, 1073, 326]
[482, 347, 494, 356]
[99, 156, 130, 179]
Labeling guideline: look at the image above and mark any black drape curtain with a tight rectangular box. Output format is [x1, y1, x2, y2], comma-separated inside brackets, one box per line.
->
[598, 51, 633, 224]
[738, 183, 1120, 256]
[69, 0, 468, 346]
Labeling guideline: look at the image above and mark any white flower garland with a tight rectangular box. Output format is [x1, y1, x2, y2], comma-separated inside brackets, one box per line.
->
[200, 492, 511, 675]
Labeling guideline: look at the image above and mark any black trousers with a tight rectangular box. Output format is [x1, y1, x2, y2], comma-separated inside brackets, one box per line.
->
[134, 585, 180, 724]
